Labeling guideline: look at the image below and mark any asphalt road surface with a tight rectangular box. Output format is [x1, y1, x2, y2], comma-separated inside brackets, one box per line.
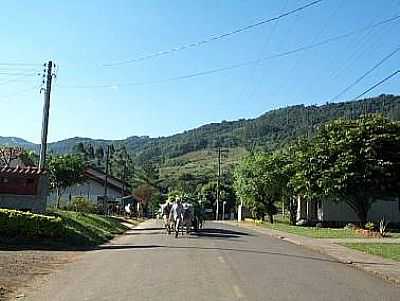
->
[26, 220, 400, 301]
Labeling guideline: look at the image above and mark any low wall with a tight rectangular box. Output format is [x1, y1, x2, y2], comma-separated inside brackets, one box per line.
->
[0, 175, 48, 213]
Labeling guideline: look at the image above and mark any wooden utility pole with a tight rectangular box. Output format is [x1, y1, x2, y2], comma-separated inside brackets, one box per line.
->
[121, 158, 128, 197]
[216, 146, 221, 220]
[39, 61, 54, 170]
[104, 145, 110, 214]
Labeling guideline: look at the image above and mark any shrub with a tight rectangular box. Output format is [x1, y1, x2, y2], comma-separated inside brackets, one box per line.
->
[364, 222, 375, 231]
[69, 197, 97, 213]
[0, 209, 64, 239]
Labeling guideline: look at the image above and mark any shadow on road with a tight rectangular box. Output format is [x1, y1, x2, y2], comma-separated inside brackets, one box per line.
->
[0, 228, 248, 251]
[124, 230, 166, 235]
[199, 228, 250, 236]
[128, 227, 165, 231]
[123, 227, 251, 239]
[96, 244, 393, 266]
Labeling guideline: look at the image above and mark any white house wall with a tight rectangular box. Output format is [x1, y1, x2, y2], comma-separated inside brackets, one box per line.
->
[322, 199, 400, 223]
[48, 179, 122, 205]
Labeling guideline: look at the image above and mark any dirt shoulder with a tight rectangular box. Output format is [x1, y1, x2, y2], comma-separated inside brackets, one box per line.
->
[0, 248, 81, 300]
[0, 216, 144, 300]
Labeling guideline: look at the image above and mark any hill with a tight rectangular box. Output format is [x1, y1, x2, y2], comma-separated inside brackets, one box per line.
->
[1, 94, 400, 181]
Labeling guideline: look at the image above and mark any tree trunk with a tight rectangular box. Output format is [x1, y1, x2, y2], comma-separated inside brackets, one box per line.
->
[358, 208, 368, 228]
[56, 188, 61, 209]
[289, 198, 297, 225]
[268, 213, 274, 224]
[356, 197, 370, 228]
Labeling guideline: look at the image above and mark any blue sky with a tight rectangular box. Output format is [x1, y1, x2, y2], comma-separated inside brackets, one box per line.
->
[1, 0, 399, 143]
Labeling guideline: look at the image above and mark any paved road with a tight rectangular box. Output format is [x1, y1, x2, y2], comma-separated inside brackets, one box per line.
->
[26, 220, 399, 301]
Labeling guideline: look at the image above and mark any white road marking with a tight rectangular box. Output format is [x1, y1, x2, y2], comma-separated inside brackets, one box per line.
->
[233, 285, 244, 299]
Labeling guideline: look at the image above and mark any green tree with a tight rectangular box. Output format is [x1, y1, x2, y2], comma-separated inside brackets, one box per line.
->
[48, 155, 86, 208]
[19, 150, 39, 167]
[292, 115, 400, 226]
[234, 153, 280, 223]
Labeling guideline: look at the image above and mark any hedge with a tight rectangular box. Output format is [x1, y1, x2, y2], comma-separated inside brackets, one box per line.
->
[0, 209, 64, 239]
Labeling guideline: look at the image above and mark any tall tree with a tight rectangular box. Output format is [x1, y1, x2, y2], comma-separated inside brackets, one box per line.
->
[293, 115, 400, 226]
[234, 153, 280, 223]
[48, 155, 86, 208]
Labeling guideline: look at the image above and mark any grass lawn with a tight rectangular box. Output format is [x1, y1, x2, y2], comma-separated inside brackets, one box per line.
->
[53, 210, 128, 245]
[0, 209, 142, 249]
[341, 243, 400, 262]
[52, 210, 143, 246]
[258, 220, 364, 239]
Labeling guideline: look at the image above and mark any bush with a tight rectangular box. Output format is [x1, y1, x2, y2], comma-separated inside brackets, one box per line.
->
[364, 221, 375, 231]
[69, 197, 97, 213]
[0, 209, 64, 239]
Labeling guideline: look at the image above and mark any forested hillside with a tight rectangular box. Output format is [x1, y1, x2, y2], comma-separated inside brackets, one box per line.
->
[1, 94, 399, 172]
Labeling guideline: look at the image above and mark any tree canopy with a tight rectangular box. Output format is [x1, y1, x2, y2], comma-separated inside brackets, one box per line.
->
[235, 115, 400, 226]
[48, 155, 86, 208]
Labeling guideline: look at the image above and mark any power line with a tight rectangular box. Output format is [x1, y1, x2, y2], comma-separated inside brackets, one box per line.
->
[331, 45, 400, 102]
[352, 70, 400, 101]
[60, 14, 400, 90]
[0, 83, 42, 102]
[0, 73, 41, 86]
[0, 63, 41, 67]
[239, 0, 289, 104]
[0, 71, 40, 76]
[102, 0, 324, 67]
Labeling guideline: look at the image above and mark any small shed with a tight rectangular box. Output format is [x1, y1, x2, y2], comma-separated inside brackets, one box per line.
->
[0, 166, 48, 212]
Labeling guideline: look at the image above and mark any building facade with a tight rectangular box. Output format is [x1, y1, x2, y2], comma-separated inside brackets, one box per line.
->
[48, 166, 129, 206]
[297, 197, 400, 225]
[0, 166, 48, 212]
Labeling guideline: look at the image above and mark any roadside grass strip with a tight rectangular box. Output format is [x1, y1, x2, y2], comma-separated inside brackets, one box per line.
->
[341, 243, 400, 262]
[247, 216, 400, 239]
[260, 221, 364, 239]
[0, 209, 140, 248]
[52, 210, 130, 245]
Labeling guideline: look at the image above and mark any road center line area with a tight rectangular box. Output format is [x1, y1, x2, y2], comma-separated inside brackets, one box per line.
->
[22, 219, 400, 301]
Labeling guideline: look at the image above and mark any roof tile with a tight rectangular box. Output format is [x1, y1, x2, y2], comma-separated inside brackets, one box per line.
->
[0, 165, 46, 176]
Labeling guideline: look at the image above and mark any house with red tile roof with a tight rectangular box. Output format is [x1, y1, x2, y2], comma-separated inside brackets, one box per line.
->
[0, 166, 48, 212]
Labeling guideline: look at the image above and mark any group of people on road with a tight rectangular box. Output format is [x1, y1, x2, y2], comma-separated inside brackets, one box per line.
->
[162, 197, 204, 238]
[163, 197, 184, 238]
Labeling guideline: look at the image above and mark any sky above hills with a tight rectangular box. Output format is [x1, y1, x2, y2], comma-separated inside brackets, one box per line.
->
[1, 0, 399, 143]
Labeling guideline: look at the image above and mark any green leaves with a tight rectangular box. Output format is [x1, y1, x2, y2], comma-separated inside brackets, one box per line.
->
[48, 155, 86, 207]
[234, 152, 291, 222]
[291, 115, 400, 224]
[235, 114, 400, 225]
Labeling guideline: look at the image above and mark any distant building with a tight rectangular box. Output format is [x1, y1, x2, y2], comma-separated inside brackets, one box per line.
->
[297, 197, 400, 225]
[48, 166, 131, 207]
[0, 166, 48, 212]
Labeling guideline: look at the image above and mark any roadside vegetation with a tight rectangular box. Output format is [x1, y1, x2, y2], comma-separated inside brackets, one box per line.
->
[341, 243, 400, 262]
[234, 115, 400, 229]
[257, 218, 364, 239]
[0, 208, 136, 248]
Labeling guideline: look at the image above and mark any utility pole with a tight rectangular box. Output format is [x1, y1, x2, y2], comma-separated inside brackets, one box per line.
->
[104, 145, 110, 214]
[216, 145, 221, 220]
[306, 107, 310, 139]
[121, 158, 128, 197]
[39, 61, 54, 170]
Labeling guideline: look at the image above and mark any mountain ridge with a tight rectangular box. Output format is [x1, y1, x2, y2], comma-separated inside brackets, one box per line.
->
[1, 95, 399, 164]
